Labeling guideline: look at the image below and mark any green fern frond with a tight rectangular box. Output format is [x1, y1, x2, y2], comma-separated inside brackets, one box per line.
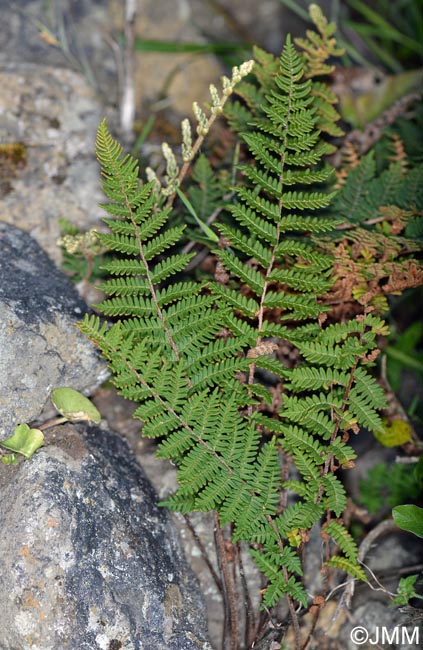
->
[76, 10, 402, 618]
[280, 426, 325, 465]
[276, 502, 326, 536]
[324, 520, 359, 561]
[328, 440, 357, 466]
[187, 154, 230, 223]
[264, 574, 309, 609]
[285, 367, 350, 391]
[326, 556, 367, 582]
[323, 475, 347, 516]
[347, 387, 383, 432]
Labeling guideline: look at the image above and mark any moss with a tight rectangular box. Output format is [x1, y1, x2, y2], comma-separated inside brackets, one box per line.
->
[0, 143, 27, 196]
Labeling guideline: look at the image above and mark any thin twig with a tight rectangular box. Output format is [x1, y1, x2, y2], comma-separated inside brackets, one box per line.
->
[343, 92, 420, 155]
[182, 514, 223, 594]
[181, 190, 236, 255]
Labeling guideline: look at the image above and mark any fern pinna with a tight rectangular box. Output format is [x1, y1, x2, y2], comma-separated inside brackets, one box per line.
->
[79, 16, 390, 634]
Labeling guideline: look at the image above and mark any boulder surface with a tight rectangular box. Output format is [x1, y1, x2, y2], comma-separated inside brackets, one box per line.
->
[0, 222, 108, 439]
[0, 423, 210, 650]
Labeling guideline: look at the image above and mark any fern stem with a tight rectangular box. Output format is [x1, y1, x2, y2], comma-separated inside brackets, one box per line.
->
[246, 66, 292, 411]
[215, 512, 239, 650]
[182, 514, 223, 594]
[299, 602, 321, 650]
[265, 514, 301, 650]
[234, 540, 256, 648]
[317, 353, 360, 510]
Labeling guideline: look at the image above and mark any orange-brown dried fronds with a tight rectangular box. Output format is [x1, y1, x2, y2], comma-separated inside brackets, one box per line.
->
[389, 133, 408, 176]
[334, 142, 360, 189]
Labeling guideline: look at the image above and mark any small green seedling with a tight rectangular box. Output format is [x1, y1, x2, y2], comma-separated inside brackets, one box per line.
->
[0, 423, 44, 460]
[1, 452, 18, 465]
[0, 387, 101, 463]
[50, 387, 101, 423]
[392, 574, 423, 606]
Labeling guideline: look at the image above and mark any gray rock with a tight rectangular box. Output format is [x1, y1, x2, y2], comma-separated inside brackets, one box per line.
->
[0, 222, 108, 439]
[0, 59, 105, 262]
[345, 602, 422, 649]
[0, 423, 210, 650]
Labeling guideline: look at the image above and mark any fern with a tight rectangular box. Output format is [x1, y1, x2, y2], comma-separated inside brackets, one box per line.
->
[321, 146, 423, 314]
[75, 7, 423, 644]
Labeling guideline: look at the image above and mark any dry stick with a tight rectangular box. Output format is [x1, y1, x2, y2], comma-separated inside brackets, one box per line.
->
[344, 92, 421, 156]
[215, 512, 239, 650]
[215, 518, 230, 649]
[104, 33, 125, 104]
[120, 0, 137, 142]
[255, 577, 271, 642]
[182, 513, 223, 594]
[299, 604, 321, 650]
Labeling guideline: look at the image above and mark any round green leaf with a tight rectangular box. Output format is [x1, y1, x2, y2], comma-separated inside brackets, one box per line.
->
[374, 419, 412, 447]
[51, 387, 101, 423]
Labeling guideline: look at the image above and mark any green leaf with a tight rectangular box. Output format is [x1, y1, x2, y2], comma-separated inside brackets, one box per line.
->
[392, 574, 423, 606]
[325, 556, 367, 582]
[373, 419, 412, 447]
[393, 505, 423, 538]
[0, 424, 44, 459]
[51, 387, 101, 423]
[133, 38, 247, 56]
[176, 188, 219, 243]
